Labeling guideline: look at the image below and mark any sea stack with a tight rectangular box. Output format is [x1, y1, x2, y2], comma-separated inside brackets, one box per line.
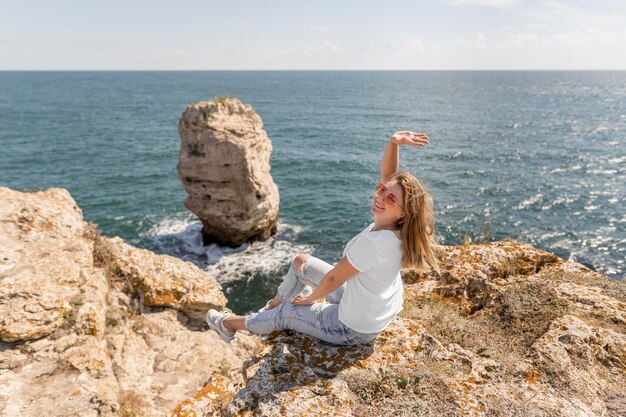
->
[177, 96, 279, 247]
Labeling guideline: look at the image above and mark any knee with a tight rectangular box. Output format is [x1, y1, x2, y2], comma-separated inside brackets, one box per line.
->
[292, 253, 310, 274]
[275, 301, 295, 329]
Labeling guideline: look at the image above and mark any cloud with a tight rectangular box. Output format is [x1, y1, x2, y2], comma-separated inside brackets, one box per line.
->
[448, 0, 517, 8]
[471, 33, 488, 51]
[498, 2, 626, 50]
[496, 27, 626, 50]
[496, 32, 540, 48]
[401, 38, 425, 52]
[258, 40, 341, 57]
[454, 34, 488, 51]
[552, 28, 626, 45]
[522, 1, 624, 27]
[381, 38, 427, 53]
[318, 40, 340, 53]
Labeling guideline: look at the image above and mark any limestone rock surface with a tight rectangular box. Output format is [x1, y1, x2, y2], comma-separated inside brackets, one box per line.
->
[0, 186, 261, 417]
[2, 185, 625, 417]
[177, 96, 280, 247]
[0, 187, 89, 342]
[101, 236, 227, 322]
[172, 241, 625, 417]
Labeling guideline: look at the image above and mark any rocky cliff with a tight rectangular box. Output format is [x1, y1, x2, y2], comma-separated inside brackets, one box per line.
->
[171, 241, 625, 417]
[0, 186, 262, 416]
[1, 186, 624, 417]
[177, 96, 280, 247]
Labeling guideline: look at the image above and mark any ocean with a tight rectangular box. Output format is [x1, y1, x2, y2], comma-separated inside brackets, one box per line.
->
[1, 70, 624, 314]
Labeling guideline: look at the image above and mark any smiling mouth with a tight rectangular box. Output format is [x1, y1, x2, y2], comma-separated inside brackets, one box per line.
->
[374, 200, 385, 210]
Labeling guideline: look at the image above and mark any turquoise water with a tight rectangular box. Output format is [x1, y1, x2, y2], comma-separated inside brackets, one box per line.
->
[1, 71, 624, 314]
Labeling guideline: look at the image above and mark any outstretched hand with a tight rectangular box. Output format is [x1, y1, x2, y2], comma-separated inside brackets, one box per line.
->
[291, 295, 316, 306]
[390, 131, 429, 147]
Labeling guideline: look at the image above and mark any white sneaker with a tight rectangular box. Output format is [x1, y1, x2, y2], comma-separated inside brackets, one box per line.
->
[257, 299, 273, 313]
[206, 309, 236, 343]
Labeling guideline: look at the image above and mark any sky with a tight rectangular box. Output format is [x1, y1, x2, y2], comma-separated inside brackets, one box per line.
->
[1, 0, 626, 70]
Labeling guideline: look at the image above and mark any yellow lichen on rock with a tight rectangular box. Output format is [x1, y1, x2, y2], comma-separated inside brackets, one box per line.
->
[99, 235, 227, 321]
[0, 186, 260, 417]
[169, 374, 239, 417]
[1, 185, 624, 416]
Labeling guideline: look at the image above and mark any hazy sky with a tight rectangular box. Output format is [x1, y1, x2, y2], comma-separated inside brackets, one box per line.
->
[2, 0, 626, 70]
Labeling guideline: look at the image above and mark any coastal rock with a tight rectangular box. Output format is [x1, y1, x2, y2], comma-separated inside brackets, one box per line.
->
[520, 314, 625, 415]
[2, 185, 624, 416]
[402, 238, 560, 315]
[0, 186, 261, 417]
[174, 241, 625, 417]
[104, 298, 261, 417]
[99, 236, 227, 322]
[177, 96, 280, 247]
[0, 187, 120, 415]
[168, 374, 239, 417]
[0, 187, 92, 342]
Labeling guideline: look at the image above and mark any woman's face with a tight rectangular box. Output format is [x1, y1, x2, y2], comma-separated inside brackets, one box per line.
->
[370, 180, 406, 227]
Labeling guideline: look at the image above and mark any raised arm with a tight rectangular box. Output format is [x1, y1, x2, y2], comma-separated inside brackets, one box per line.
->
[381, 140, 399, 183]
[381, 131, 430, 182]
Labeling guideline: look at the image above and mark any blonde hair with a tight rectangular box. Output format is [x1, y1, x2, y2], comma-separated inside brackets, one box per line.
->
[387, 171, 441, 275]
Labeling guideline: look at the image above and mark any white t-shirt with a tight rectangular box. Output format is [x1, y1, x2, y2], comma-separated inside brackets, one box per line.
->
[338, 221, 404, 333]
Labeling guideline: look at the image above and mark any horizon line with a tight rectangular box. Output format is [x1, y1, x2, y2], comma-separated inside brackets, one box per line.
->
[2, 69, 626, 72]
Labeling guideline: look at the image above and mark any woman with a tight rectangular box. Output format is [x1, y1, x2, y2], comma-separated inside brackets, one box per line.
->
[206, 130, 441, 346]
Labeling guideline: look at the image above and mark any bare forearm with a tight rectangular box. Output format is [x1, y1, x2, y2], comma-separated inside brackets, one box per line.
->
[381, 139, 399, 181]
[292, 256, 358, 306]
[307, 273, 342, 301]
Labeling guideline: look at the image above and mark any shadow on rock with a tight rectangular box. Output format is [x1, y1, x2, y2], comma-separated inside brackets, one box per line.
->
[228, 330, 376, 415]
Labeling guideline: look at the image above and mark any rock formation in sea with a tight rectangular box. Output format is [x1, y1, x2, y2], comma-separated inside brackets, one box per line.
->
[1, 185, 624, 417]
[177, 96, 280, 247]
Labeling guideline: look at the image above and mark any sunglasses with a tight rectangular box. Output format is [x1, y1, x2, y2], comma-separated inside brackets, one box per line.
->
[375, 182, 400, 207]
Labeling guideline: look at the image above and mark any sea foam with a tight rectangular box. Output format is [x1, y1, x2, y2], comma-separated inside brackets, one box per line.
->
[141, 214, 315, 283]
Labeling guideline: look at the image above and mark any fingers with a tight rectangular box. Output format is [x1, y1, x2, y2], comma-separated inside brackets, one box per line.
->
[392, 131, 429, 146]
[291, 296, 305, 305]
[393, 131, 429, 140]
[291, 295, 314, 306]
[394, 130, 427, 136]
[396, 130, 427, 137]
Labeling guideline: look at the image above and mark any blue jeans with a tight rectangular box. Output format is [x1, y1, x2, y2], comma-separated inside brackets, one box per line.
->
[244, 255, 380, 346]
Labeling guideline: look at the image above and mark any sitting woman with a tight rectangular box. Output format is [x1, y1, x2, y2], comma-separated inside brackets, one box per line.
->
[206, 130, 441, 346]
